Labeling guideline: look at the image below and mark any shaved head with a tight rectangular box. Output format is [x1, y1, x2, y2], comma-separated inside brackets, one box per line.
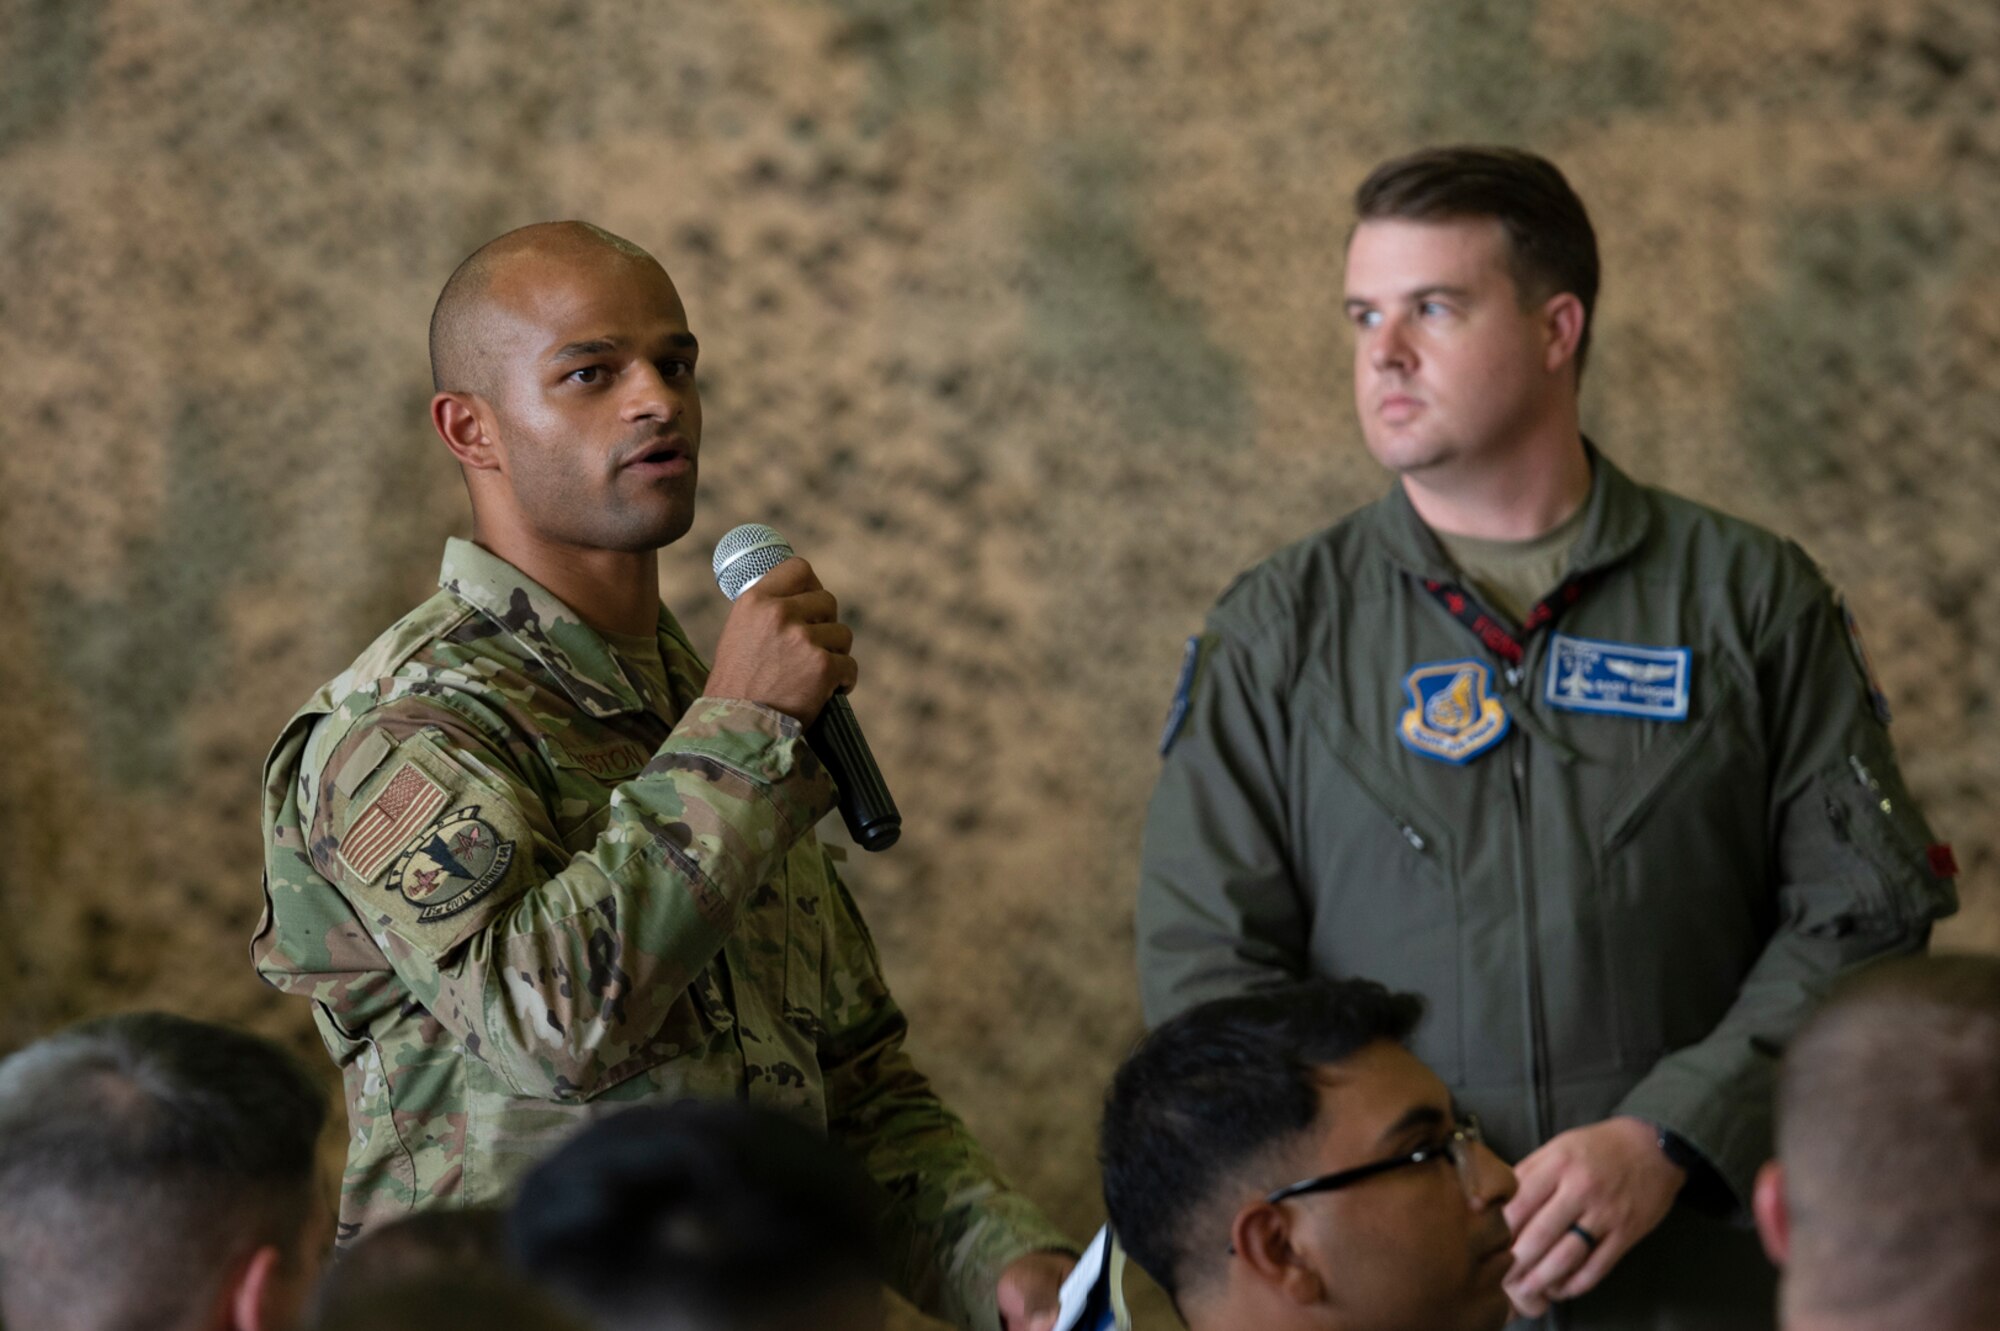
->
[423, 218, 703, 563]
[429, 221, 659, 395]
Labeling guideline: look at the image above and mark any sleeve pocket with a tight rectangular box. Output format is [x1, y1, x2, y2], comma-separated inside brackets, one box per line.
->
[331, 732, 543, 961]
[1814, 747, 1956, 933]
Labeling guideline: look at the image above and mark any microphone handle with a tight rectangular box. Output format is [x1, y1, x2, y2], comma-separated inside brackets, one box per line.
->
[805, 693, 901, 852]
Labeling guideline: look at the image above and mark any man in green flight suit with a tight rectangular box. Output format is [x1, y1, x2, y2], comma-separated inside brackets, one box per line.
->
[1136, 147, 1957, 1330]
[254, 220, 1074, 1331]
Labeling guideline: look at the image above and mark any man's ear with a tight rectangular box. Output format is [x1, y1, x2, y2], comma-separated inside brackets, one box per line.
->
[1540, 291, 1586, 375]
[225, 1244, 283, 1331]
[1230, 1202, 1325, 1306]
[432, 391, 501, 471]
[1752, 1160, 1789, 1267]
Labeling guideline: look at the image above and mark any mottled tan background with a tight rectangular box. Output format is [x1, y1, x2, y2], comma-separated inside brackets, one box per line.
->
[2, 0, 1995, 1321]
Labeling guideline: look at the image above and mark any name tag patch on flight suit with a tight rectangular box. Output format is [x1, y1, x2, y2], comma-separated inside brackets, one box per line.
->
[1398, 660, 1510, 764]
[1544, 633, 1691, 720]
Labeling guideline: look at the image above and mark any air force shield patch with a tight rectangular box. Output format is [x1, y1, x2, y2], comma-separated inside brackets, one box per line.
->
[1544, 634, 1691, 721]
[387, 806, 516, 922]
[1398, 660, 1510, 764]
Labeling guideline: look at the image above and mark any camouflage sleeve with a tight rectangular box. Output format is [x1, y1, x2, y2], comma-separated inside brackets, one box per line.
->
[814, 857, 1074, 1331]
[302, 691, 834, 1102]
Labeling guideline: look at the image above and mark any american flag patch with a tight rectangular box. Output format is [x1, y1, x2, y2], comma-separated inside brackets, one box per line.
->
[337, 760, 449, 883]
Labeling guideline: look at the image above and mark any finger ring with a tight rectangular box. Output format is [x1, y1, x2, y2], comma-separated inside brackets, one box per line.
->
[1568, 1223, 1600, 1250]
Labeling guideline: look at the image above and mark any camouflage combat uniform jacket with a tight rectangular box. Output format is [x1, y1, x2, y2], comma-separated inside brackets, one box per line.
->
[256, 538, 1068, 1331]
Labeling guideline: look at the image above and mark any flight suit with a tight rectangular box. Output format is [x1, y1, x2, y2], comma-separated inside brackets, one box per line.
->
[1138, 449, 1954, 1330]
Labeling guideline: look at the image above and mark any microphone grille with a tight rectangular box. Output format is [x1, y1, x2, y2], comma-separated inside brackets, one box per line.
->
[712, 523, 796, 601]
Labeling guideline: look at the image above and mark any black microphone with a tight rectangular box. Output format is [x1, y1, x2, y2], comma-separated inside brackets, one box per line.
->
[711, 524, 902, 852]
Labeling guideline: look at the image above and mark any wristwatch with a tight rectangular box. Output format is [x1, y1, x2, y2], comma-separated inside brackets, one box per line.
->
[1656, 1125, 1703, 1175]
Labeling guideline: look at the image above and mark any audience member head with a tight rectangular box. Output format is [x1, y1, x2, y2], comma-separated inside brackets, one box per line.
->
[509, 1099, 886, 1331]
[308, 1273, 589, 1331]
[1755, 954, 2000, 1331]
[307, 1207, 508, 1326]
[1100, 979, 1517, 1331]
[0, 1011, 332, 1331]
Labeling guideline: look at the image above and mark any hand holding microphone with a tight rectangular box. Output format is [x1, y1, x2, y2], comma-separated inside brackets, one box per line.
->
[705, 554, 858, 721]
[710, 525, 901, 852]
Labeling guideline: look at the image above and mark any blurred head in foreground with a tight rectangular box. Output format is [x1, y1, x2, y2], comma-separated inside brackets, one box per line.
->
[1100, 979, 1518, 1331]
[1756, 954, 2000, 1331]
[308, 1273, 589, 1331]
[0, 1011, 332, 1331]
[307, 1207, 508, 1326]
[510, 1099, 886, 1331]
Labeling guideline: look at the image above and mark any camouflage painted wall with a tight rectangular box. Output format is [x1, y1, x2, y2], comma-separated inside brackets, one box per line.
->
[2, 0, 1995, 1314]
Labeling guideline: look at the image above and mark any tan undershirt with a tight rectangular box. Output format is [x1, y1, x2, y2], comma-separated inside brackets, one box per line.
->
[1431, 503, 1589, 628]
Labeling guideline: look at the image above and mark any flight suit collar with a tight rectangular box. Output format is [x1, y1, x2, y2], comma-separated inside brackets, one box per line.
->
[1372, 439, 1652, 583]
[436, 537, 652, 718]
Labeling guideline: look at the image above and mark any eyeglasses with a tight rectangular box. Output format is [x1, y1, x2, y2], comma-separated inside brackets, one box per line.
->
[1264, 1112, 1487, 1205]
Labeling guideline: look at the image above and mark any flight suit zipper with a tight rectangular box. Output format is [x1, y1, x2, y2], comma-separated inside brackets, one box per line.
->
[1417, 579, 1583, 1162]
[1507, 710, 1554, 1149]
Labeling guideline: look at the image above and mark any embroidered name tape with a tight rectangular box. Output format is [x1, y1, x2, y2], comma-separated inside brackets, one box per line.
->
[1544, 634, 1691, 721]
[1399, 659, 1510, 764]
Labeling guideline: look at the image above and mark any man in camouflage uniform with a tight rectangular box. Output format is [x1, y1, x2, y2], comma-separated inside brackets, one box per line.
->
[254, 221, 1073, 1331]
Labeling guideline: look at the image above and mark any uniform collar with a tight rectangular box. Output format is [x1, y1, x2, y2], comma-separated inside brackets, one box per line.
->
[436, 537, 651, 718]
[1372, 438, 1651, 583]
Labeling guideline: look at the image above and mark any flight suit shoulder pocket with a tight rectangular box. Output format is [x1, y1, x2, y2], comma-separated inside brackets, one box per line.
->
[1814, 748, 1956, 932]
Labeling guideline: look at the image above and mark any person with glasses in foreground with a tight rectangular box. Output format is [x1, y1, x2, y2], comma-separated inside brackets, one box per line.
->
[1099, 979, 1517, 1331]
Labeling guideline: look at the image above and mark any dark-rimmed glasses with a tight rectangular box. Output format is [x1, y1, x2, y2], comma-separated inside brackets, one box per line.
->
[1265, 1112, 1487, 1204]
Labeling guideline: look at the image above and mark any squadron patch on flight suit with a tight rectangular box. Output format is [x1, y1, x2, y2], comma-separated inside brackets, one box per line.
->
[385, 806, 516, 922]
[1398, 660, 1510, 764]
[1543, 633, 1691, 721]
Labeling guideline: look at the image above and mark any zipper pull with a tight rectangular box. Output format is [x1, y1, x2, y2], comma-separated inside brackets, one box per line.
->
[1396, 818, 1427, 852]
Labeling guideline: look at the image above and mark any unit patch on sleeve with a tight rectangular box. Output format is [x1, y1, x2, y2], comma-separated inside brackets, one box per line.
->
[1398, 659, 1510, 764]
[1543, 634, 1691, 721]
[1159, 634, 1205, 756]
[337, 760, 450, 882]
[386, 806, 517, 922]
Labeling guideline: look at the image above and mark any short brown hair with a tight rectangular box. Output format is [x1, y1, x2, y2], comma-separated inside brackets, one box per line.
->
[1355, 146, 1600, 374]
[1776, 955, 2000, 1330]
